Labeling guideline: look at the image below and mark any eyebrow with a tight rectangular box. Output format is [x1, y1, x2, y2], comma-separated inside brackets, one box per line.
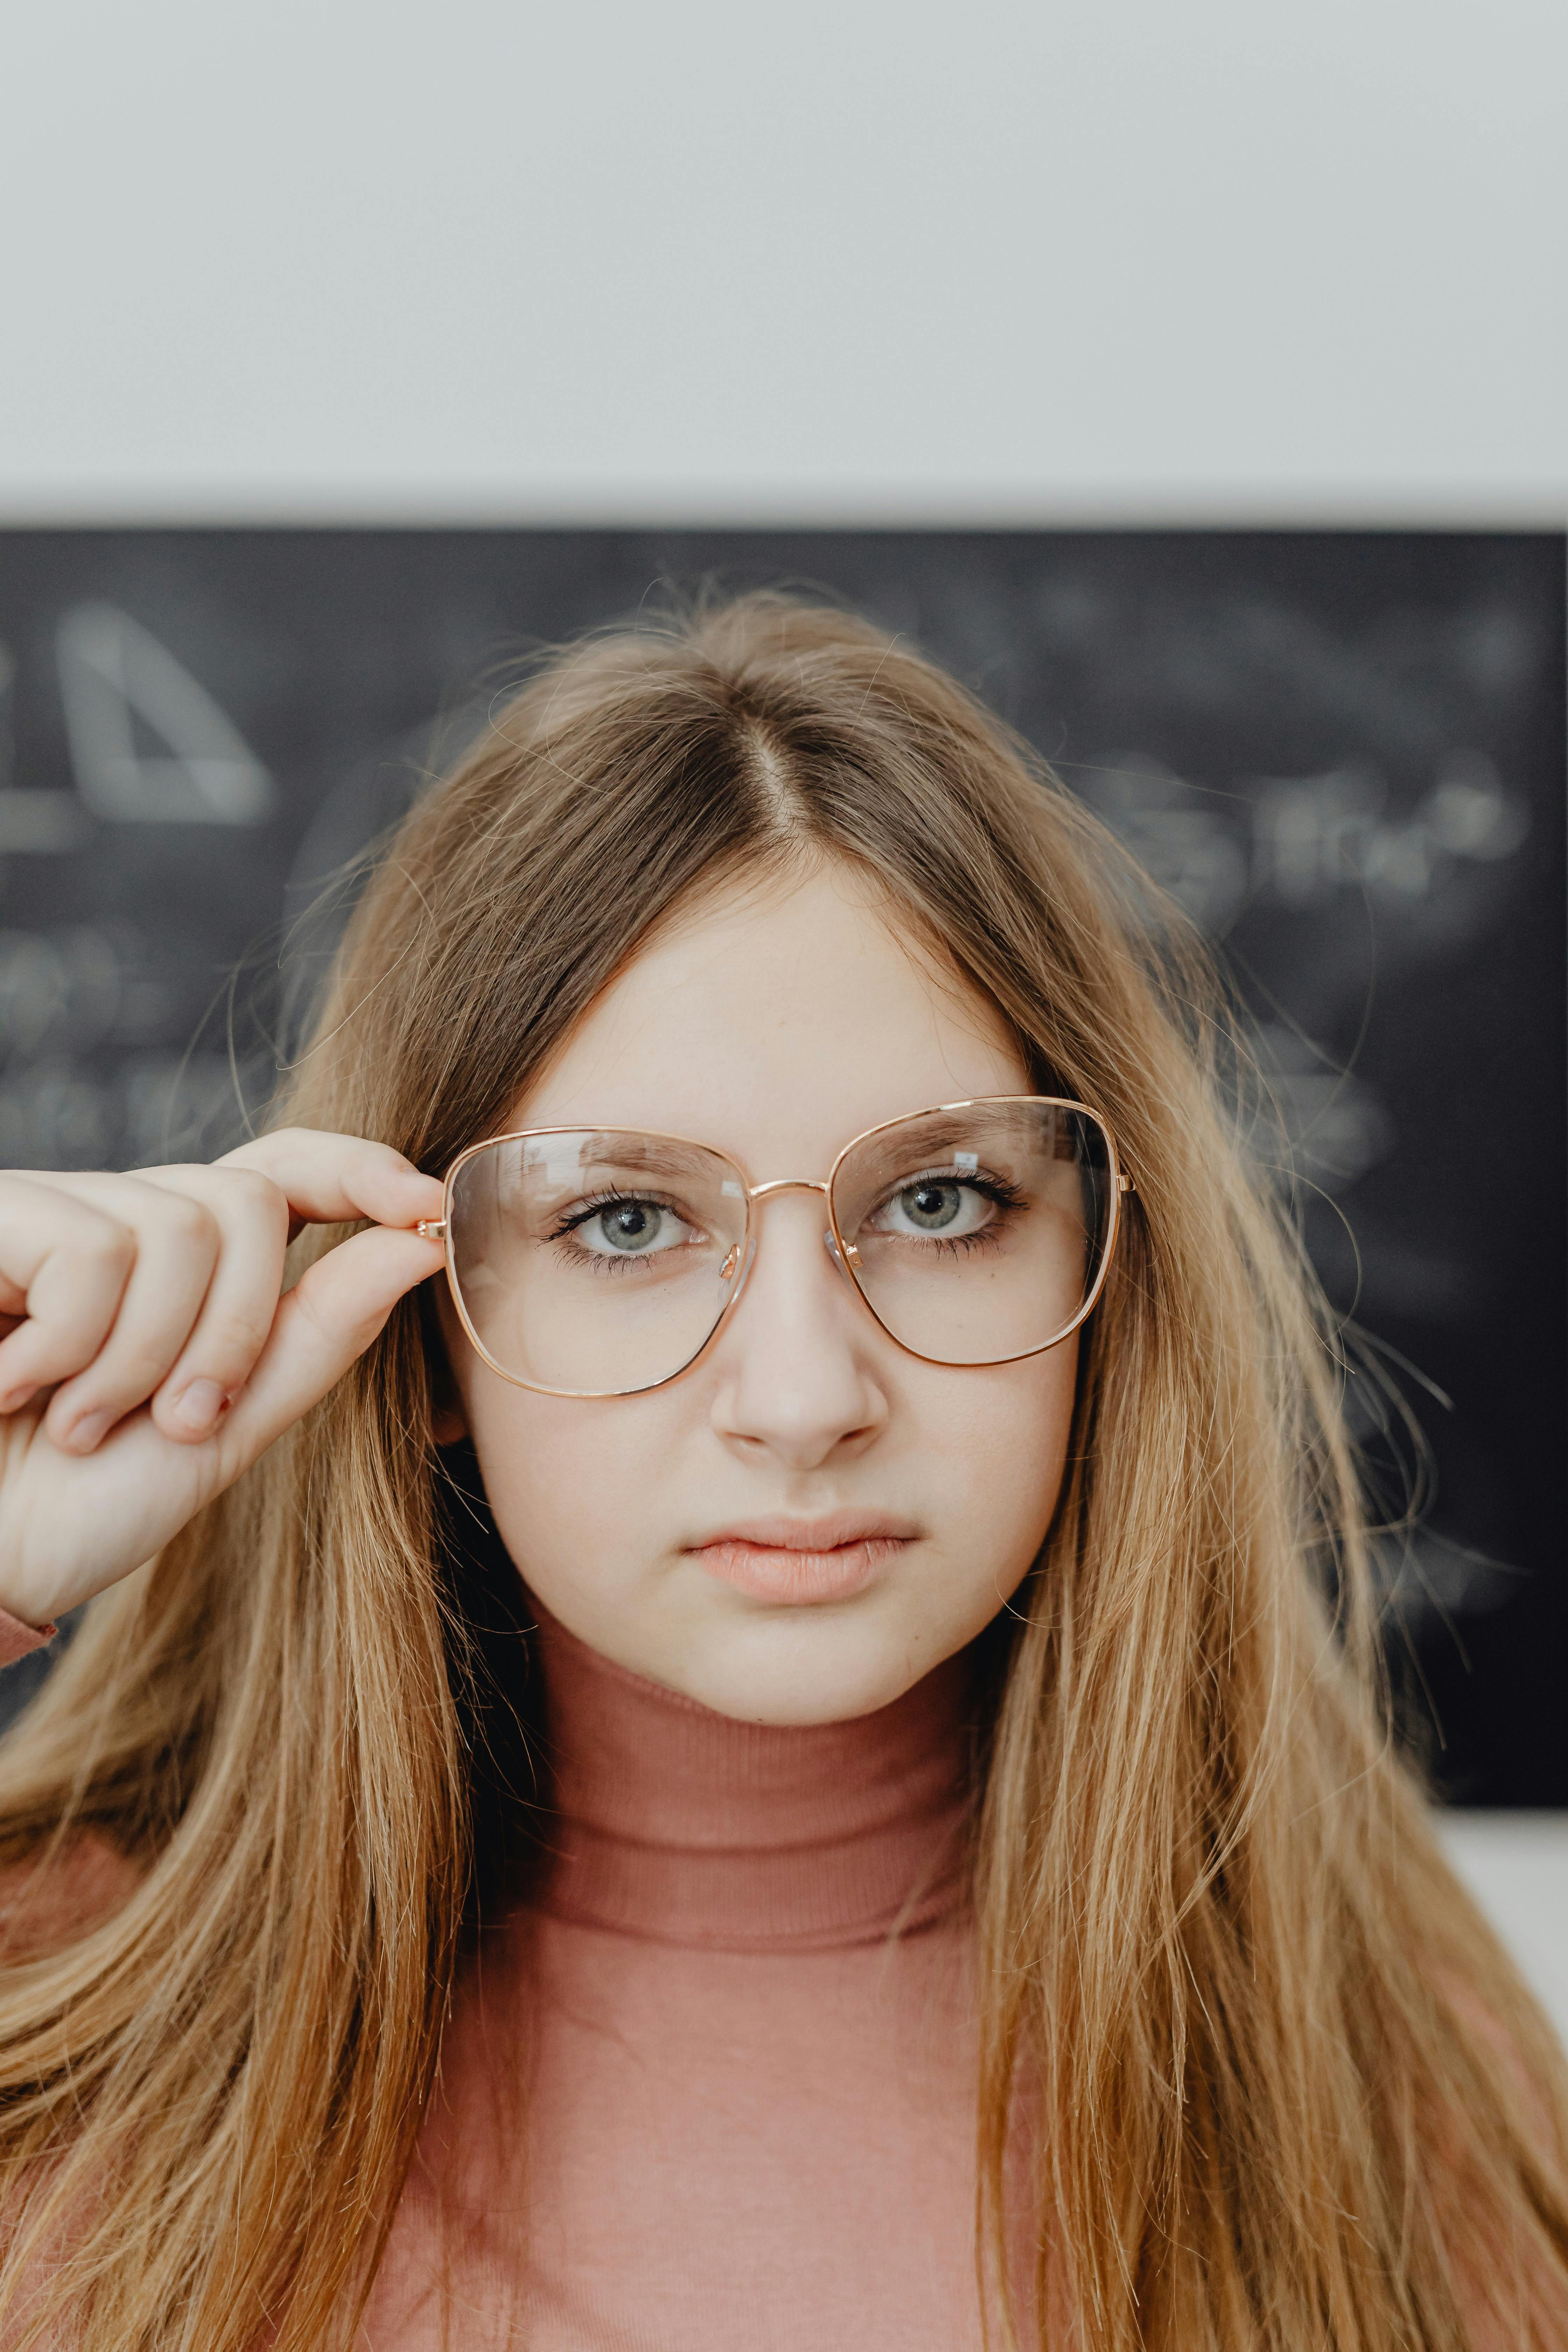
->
[854, 1107, 1076, 1170]
[520, 1133, 730, 1189]
[856, 1113, 1021, 1161]
[882, 1115, 973, 1156]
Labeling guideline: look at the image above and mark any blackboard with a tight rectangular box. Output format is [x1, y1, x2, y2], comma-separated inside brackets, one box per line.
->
[0, 529, 1562, 1803]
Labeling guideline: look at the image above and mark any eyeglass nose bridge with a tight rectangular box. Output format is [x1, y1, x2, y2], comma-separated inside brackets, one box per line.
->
[715, 1175, 863, 1291]
[746, 1176, 830, 1203]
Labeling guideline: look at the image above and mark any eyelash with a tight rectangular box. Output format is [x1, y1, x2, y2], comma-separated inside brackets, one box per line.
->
[547, 1189, 700, 1276]
[868, 1167, 1028, 1255]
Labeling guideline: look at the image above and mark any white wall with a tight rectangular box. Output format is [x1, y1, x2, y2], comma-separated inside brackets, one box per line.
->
[1443, 1818, 1568, 2044]
[0, 0, 1563, 523]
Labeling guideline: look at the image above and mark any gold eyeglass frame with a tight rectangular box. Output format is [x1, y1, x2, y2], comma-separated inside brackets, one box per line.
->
[419, 1094, 1134, 1400]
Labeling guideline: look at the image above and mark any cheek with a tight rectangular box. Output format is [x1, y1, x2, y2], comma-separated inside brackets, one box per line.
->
[439, 1283, 644, 1588]
[456, 1361, 675, 1598]
[916, 1340, 1078, 1584]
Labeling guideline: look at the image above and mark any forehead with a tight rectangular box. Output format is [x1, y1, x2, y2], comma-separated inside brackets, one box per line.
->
[511, 864, 1030, 1173]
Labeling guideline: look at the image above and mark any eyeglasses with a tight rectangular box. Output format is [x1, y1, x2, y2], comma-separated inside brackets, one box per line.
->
[418, 1096, 1131, 1399]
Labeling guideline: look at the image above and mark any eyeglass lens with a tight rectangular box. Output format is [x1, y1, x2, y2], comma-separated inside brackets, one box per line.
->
[447, 1103, 1114, 1397]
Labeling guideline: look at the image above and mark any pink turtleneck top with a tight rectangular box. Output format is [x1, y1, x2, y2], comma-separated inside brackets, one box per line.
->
[1, 1609, 1545, 2347]
[0, 1604, 1003, 2349]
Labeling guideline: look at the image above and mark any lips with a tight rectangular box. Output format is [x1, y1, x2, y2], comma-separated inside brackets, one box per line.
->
[686, 1512, 917, 1606]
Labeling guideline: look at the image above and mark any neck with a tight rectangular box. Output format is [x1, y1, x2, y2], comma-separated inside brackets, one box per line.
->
[523, 1597, 979, 1954]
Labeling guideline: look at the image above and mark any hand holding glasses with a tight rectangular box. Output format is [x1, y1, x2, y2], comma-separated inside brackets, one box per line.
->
[422, 1097, 1131, 1398]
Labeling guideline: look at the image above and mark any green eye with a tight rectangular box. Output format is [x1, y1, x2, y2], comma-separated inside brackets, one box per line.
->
[899, 1182, 962, 1231]
[589, 1202, 666, 1253]
[864, 1173, 994, 1242]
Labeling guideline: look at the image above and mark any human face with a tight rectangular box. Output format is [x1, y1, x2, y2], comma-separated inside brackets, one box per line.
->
[439, 863, 1078, 1726]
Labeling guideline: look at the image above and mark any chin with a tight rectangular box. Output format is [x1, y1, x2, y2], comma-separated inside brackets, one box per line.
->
[671, 1605, 953, 1729]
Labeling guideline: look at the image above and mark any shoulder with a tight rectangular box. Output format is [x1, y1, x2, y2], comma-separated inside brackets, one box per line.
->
[0, 1831, 143, 1962]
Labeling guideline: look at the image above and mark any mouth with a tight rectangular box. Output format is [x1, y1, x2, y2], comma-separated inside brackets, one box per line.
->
[686, 1512, 918, 1606]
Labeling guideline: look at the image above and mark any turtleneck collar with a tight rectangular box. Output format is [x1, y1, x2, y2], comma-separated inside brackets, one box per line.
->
[523, 1597, 976, 1955]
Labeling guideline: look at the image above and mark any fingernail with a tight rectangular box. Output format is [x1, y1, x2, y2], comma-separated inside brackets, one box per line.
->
[64, 1410, 111, 1454]
[0, 1386, 37, 1416]
[170, 1379, 226, 1436]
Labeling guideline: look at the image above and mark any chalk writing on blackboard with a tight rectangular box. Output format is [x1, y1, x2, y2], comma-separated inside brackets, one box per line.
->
[55, 604, 273, 827]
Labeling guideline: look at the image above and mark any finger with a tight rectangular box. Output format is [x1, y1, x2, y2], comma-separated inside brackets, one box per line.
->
[38, 1177, 225, 1454]
[144, 1167, 291, 1441]
[0, 1173, 136, 1413]
[213, 1223, 445, 1465]
[214, 1129, 444, 1234]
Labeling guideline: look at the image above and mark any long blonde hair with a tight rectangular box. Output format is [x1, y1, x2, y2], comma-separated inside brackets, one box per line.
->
[1, 593, 1564, 2349]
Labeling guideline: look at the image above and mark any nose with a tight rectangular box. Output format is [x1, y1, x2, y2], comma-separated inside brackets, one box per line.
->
[707, 1189, 888, 1471]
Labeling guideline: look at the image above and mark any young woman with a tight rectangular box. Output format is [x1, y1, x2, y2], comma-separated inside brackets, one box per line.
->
[0, 595, 1563, 2351]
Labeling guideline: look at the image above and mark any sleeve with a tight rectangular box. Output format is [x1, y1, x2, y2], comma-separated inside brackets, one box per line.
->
[0, 1609, 57, 1666]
